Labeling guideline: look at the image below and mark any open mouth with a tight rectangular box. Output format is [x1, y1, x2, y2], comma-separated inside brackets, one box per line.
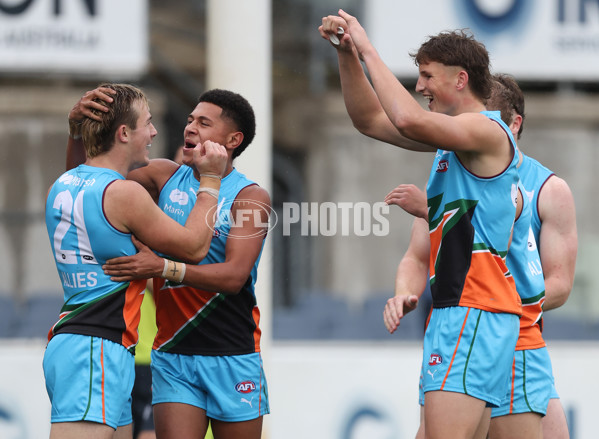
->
[184, 141, 196, 149]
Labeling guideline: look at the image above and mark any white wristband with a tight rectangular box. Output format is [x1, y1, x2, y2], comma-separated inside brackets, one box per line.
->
[196, 187, 219, 200]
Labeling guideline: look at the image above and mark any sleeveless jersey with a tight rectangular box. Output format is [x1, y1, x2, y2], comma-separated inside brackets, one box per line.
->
[45, 165, 146, 351]
[518, 154, 554, 244]
[426, 111, 521, 315]
[153, 166, 264, 356]
[507, 181, 545, 350]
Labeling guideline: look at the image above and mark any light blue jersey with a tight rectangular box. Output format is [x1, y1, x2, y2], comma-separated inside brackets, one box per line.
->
[44, 164, 146, 429]
[45, 164, 145, 348]
[518, 155, 554, 244]
[154, 166, 265, 355]
[150, 165, 270, 421]
[507, 180, 546, 349]
[425, 110, 521, 314]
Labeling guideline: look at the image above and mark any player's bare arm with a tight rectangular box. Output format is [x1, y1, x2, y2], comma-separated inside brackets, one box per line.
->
[330, 10, 514, 178]
[385, 184, 428, 220]
[538, 176, 578, 310]
[104, 142, 227, 263]
[105, 180, 214, 264]
[384, 217, 430, 334]
[105, 185, 271, 294]
[319, 15, 431, 151]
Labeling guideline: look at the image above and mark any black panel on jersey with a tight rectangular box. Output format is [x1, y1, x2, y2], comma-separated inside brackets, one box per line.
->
[431, 205, 476, 308]
[168, 278, 259, 356]
[53, 286, 129, 350]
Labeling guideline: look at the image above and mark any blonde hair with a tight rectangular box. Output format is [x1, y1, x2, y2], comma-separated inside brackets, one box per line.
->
[81, 83, 148, 158]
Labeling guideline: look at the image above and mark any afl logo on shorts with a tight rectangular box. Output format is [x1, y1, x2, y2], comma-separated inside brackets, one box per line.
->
[429, 353, 443, 365]
[235, 381, 256, 394]
[436, 160, 449, 173]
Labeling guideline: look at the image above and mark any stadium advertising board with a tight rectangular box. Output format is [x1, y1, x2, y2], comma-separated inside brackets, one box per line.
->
[365, 0, 599, 81]
[0, 0, 148, 77]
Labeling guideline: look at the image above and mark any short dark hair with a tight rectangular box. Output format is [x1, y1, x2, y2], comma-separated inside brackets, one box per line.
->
[410, 29, 492, 103]
[489, 74, 525, 139]
[198, 89, 256, 159]
[81, 83, 147, 158]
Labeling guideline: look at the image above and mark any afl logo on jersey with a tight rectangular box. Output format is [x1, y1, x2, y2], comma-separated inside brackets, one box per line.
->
[429, 353, 443, 365]
[235, 381, 256, 394]
[436, 160, 449, 173]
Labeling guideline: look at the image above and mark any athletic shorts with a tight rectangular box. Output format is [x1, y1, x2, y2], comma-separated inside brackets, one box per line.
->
[43, 333, 134, 429]
[491, 347, 554, 417]
[422, 306, 519, 407]
[151, 350, 270, 422]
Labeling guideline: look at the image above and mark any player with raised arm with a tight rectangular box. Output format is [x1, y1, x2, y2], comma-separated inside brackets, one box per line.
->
[45, 83, 227, 439]
[320, 10, 522, 439]
[384, 74, 577, 439]
[69, 88, 270, 439]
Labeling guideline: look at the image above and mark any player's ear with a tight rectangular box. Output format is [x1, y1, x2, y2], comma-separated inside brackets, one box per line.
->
[510, 114, 523, 137]
[456, 70, 468, 91]
[227, 131, 243, 149]
[116, 124, 128, 143]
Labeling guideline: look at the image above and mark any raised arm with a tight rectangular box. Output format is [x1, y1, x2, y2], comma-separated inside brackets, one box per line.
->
[383, 217, 430, 334]
[538, 176, 578, 310]
[328, 10, 510, 164]
[319, 16, 432, 151]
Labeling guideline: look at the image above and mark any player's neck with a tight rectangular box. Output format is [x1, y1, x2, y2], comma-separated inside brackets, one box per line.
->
[86, 152, 129, 178]
[455, 92, 486, 115]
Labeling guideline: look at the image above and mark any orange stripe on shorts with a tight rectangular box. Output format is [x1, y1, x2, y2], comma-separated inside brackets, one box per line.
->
[101, 339, 106, 424]
[509, 356, 516, 414]
[441, 308, 471, 390]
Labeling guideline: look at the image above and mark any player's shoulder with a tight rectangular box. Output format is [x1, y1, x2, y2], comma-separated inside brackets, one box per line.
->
[238, 183, 271, 206]
[106, 178, 151, 202]
[541, 174, 573, 199]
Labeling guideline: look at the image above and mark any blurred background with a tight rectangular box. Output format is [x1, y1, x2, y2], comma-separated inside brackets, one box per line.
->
[0, 0, 597, 438]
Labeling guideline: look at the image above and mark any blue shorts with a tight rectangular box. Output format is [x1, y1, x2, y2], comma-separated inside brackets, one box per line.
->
[43, 333, 134, 429]
[491, 347, 554, 417]
[151, 350, 270, 422]
[422, 307, 519, 407]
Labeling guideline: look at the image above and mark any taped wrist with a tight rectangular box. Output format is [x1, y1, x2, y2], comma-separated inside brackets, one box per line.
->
[161, 258, 186, 283]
